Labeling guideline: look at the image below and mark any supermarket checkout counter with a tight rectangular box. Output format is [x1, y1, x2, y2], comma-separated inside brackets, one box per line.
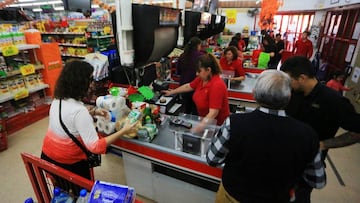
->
[111, 114, 222, 203]
[224, 72, 259, 103]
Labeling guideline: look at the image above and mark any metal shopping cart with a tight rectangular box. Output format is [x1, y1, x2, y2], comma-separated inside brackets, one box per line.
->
[21, 152, 142, 203]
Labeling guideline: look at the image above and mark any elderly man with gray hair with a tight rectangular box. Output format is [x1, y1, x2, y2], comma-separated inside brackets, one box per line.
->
[207, 70, 325, 203]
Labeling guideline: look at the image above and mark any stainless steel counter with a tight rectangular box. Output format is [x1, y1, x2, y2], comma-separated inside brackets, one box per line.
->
[111, 115, 222, 202]
[227, 73, 258, 93]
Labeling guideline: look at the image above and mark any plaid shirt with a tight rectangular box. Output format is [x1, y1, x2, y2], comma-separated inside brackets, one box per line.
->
[206, 107, 326, 189]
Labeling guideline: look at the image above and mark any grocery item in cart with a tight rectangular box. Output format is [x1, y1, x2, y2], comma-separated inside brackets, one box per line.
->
[51, 187, 73, 203]
[88, 180, 135, 203]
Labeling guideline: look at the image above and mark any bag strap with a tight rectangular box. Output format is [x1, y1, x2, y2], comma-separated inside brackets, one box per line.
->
[58, 99, 91, 157]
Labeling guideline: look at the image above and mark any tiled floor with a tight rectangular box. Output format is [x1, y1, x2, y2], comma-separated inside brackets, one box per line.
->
[0, 117, 359, 203]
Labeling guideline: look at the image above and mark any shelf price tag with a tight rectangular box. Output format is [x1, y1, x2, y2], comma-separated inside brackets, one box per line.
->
[14, 89, 29, 101]
[103, 26, 111, 35]
[2, 45, 19, 57]
[20, 64, 35, 76]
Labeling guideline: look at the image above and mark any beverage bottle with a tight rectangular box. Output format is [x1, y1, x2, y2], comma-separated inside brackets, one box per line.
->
[76, 189, 89, 203]
[24, 197, 37, 203]
[51, 187, 74, 203]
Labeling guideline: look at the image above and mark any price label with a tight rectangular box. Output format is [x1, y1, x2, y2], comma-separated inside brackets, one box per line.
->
[14, 89, 29, 101]
[103, 26, 111, 35]
[20, 64, 35, 76]
[2, 45, 19, 57]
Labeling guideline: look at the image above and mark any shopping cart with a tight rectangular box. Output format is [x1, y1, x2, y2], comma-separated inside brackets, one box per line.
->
[21, 152, 94, 203]
[21, 152, 143, 203]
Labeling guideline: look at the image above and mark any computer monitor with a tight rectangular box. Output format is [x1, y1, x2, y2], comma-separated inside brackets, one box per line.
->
[63, 0, 91, 14]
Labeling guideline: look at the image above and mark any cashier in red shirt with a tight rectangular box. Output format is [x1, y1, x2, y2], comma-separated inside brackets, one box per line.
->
[293, 31, 313, 59]
[164, 53, 230, 128]
[220, 46, 246, 82]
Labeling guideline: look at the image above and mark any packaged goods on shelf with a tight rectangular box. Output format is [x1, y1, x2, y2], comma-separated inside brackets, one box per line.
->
[0, 81, 10, 96]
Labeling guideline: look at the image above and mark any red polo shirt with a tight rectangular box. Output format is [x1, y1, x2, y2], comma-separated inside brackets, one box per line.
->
[326, 79, 351, 92]
[190, 75, 230, 125]
[294, 39, 313, 59]
[219, 57, 245, 77]
[238, 39, 246, 51]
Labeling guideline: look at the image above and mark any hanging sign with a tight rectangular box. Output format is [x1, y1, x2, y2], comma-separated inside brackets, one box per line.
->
[20, 64, 35, 76]
[226, 9, 237, 25]
[1, 45, 19, 57]
[14, 89, 29, 101]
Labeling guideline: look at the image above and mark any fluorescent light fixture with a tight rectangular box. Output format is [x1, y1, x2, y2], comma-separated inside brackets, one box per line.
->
[18, 0, 37, 2]
[54, 6, 64, 11]
[9, 0, 63, 7]
[91, 4, 100, 8]
[32, 8, 43, 12]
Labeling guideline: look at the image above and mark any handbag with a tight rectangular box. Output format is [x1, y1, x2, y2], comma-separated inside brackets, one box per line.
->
[58, 100, 101, 168]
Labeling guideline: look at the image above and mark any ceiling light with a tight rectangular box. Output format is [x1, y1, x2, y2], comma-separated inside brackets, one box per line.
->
[91, 4, 100, 8]
[32, 8, 43, 12]
[54, 6, 64, 11]
[18, 0, 37, 2]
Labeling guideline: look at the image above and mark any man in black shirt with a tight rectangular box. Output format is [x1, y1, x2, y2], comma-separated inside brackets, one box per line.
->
[275, 33, 285, 65]
[281, 56, 360, 203]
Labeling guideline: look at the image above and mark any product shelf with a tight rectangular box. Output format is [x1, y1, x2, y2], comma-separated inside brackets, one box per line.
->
[1, 64, 44, 78]
[58, 43, 87, 47]
[0, 84, 49, 103]
[0, 44, 40, 53]
[60, 54, 85, 58]
[41, 32, 85, 35]
[90, 35, 114, 39]
[6, 104, 50, 135]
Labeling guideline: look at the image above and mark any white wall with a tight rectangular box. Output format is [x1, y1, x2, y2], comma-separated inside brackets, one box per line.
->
[279, 0, 360, 11]
[219, 0, 359, 34]
[322, 0, 360, 9]
[220, 8, 256, 34]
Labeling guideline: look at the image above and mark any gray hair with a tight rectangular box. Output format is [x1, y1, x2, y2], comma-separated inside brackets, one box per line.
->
[253, 70, 291, 109]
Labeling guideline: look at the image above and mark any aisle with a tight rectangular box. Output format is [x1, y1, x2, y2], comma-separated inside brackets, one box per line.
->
[0, 117, 359, 203]
[0, 117, 154, 203]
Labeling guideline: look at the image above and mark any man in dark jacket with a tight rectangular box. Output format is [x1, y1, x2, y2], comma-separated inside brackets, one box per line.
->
[207, 70, 325, 203]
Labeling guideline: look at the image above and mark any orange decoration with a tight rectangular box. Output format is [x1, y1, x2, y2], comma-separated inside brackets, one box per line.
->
[0, 0, 16, 9]
[92, 0, 116, 13]
[258, 0, 283, 30]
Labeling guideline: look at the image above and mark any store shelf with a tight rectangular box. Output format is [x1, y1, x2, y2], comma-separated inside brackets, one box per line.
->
[2, 64, 44, 78]
[58, 43, 87, 47]
[41, 32, 85, 35]
[6, 104, 50, 135]
[61, 54, 85, 58]
[0, 44, 40, 53]
[0, 84, 49, 103]
[90, 35, 114, 39]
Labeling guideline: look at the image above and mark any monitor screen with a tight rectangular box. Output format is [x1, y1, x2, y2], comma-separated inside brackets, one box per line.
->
[63, 0, 91, 14]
